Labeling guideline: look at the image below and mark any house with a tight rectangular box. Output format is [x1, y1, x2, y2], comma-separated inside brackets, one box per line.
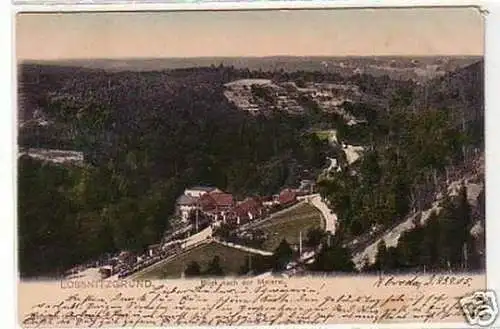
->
[176, 194, 199, 222]
[199, 193, 217, 213]
[353, 68, 364, 75]
[228, 197, 263, 225]
[299, 179, 316, 193]
[199, 191, 234, 215]
[262, 195, 280, 207]
[183, 186, 221, 198]
[176, 186, 224, 222]
[279, 188, 297, 206]
[211, 192, 234, 209]
[147, 244, 161, 257]
[118, 251, 135, 266]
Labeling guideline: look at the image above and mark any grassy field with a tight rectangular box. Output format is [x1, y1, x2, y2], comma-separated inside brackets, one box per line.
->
[253, 202, 324, 251]
[314, 130, 331, 141]
[134, 202, 324, 279]
[134, 241, 255, 279]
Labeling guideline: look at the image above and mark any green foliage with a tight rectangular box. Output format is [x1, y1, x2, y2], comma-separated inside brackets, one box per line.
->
[305, 228, 325, 248]
[374, 240, 388, 271]
[366, 186, 483, 272]
[342, 101, 378, 122]
[18, 156, 81, 276]
[17, 66, 334, 277]
[204, 256, 225, 277]
[319, 106, 480, 239]
[184, 261, 202, 277]
[213, 223, 233, 240]
[309, 235, 356, 272]
[238, 254, 273, 276]
[272, 239, 294, 272]
[238, 256, 252, 275]
[295, 79, 307, 88]
[251, 84, 275, 104]
[18, 62, 484, 277]
[17, 155, 179, 277]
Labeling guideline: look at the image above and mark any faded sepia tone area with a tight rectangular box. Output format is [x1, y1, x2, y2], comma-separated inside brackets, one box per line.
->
[19, 274, 486, 327]
[16, 8, 483, 60]
[17, 9, 486, 328]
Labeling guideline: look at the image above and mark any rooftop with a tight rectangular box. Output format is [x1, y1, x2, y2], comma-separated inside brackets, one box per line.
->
[176, 194, 198, 205]
[210, 192, 234, 206]
[186, 186, 217, 192]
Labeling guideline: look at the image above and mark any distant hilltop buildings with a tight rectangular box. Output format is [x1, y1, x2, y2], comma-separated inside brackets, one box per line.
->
[223, 78, 362, 119]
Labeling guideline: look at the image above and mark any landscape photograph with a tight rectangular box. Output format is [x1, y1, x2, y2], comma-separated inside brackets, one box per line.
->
[16, 8, 485, 281]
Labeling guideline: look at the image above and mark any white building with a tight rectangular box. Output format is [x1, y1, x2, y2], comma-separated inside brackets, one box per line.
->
[176, 194, 199, 222]
[177, 186, 222, 222]
[183, 186, 220, 198]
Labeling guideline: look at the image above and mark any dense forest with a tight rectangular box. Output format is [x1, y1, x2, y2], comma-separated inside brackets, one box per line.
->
[18, 65, 331, 277]
[318, 106, 482, 237]
[17, 61, 484, 277]
[365, 186, 485, 273]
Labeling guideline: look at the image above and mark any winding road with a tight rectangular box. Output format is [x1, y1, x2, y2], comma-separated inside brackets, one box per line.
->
[304, 194, 337, 234]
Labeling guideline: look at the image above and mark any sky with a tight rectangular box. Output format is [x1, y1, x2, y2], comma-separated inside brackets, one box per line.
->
[16, 8, 484, 60]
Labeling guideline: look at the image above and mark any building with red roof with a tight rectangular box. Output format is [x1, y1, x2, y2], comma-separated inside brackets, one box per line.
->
[199, 193, 216, 212]
[200, 191, 234, 214]
[227, 197, 263, 225]
[279, 188, 297, 206]
[210, 192, 235, 209]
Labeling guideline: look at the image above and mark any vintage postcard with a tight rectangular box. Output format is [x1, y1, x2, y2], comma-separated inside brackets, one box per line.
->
[15, 6, 493, 328]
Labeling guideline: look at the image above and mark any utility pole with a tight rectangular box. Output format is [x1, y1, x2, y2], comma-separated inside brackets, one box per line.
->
[460, 83, 468, 163]
[462, 106, 467, 162]
[299, 231, 303, 256]
[424, 83, 429, 109]
[463, 242, 468, 270]
[196, 209, 199, 232]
